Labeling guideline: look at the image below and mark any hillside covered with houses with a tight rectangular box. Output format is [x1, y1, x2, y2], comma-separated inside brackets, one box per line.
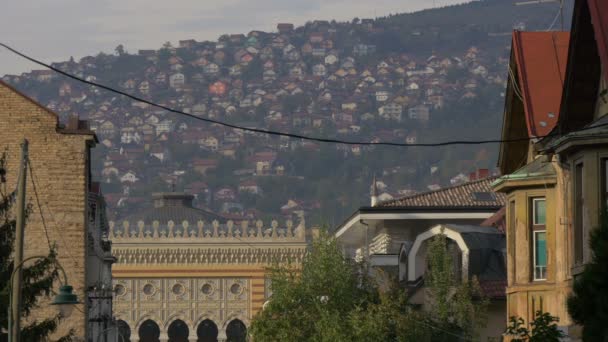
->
[1, 0, 570, 225]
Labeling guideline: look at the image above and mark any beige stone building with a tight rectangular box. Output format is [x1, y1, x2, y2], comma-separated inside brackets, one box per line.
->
[0, 80, 114, 341]
[110, 192, 308, 342]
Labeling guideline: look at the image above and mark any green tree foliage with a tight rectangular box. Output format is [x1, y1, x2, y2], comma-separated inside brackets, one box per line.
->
[505, 311, 565, 342]
[249, 231, 371, 341]
[426, 231, 489, 340]
[0, 153, 74, 341]
[567, 212, 608, 340]
[250, 231, 437, 341]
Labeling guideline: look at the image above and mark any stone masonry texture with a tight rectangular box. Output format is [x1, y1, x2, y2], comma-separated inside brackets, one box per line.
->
[1, 81, 95, 341]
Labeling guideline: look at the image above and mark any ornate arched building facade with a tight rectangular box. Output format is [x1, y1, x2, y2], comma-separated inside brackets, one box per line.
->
[109, 193, 307, 341]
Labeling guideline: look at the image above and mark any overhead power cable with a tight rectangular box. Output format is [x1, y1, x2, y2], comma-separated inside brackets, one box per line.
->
[26, 159, 53, 251]
[1, 42, 607, 147]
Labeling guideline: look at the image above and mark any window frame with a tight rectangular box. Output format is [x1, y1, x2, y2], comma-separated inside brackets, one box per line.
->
[531, 197, 547, 281]
[532, 230, 547, 281]
[509, 200, 517, 283]
[574, 161, 584, 265]
[601, 158, 608, 212]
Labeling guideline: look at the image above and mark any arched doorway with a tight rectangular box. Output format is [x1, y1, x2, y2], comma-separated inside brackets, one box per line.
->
[168, 319, 189, 342]
[138, 320, 160, 342]
[197, 319, 218, 342]
[226, 319, 247, 342]
[116, 320, 132, 342]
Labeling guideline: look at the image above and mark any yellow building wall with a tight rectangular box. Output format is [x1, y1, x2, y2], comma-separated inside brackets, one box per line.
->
[0, 82, 93, 340]
[502, 174, 573, 330]
[112, 264, 271, 317]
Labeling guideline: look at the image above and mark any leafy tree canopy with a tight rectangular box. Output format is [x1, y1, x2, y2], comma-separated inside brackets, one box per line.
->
[250, 230, 487, 341]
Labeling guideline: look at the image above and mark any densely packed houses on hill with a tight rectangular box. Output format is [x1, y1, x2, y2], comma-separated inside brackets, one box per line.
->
[2, 18, 508, 223]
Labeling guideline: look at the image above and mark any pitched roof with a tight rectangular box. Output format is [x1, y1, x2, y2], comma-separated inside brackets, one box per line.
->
[378, 177, 504, 209]
[512, 31, 570, 137]
[588, 0, 608, 81]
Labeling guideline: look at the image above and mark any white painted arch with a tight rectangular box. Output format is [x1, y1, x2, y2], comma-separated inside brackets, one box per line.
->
[406, 224, 470, 283]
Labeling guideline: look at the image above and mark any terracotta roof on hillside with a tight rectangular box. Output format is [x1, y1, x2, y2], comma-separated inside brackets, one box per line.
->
[378, 177, 504, 208]
[512, 31, 570, 137]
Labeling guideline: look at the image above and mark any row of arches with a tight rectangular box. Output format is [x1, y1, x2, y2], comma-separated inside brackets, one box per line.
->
[117, 319, 247, 342]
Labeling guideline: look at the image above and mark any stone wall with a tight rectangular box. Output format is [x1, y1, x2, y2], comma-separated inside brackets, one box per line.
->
[0, 81, 95, 340]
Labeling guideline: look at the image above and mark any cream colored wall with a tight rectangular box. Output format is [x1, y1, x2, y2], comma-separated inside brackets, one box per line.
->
[109, 218, 307, 340]
[504, 169, 573, 329]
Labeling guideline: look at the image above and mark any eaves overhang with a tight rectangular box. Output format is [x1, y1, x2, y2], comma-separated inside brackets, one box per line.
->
[551, 132, 608, 155]
[334, 206, 501, 240]
[492, 174, 557, 193]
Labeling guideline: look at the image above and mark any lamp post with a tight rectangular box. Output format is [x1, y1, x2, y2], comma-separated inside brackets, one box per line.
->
[8, 255, 79, 342]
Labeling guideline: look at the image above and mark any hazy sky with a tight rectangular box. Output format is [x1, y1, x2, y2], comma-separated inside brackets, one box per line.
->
[1, 0, 469, 76]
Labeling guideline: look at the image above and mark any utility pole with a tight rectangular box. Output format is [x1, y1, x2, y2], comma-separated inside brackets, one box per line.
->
[11, 139, 28, 342]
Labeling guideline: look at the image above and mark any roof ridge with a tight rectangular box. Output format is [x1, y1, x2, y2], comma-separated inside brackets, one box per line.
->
[378, 176, 499, 206]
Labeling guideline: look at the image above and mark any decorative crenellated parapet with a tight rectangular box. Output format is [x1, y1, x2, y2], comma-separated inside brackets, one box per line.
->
[108, 218, 307, 243]
[112, 246, 307, 265]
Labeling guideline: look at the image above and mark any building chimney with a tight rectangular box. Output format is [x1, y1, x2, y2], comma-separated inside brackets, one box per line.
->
[469, 172, 477, 181]
[67, 113, 80, 130]
[371, 175, 378, 207]
[478, 168, 489, 179]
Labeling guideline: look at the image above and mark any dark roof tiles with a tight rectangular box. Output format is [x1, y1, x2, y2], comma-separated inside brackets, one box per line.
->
[378, 177, 505, 208]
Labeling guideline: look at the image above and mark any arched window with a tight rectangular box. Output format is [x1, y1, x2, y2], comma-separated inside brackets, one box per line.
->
[138, 320, 160, 342]
[168, 319, 189, 342]
[197, 319, 218, 342]
[226, 319, 247, 342]
[116, 320, 131, 342]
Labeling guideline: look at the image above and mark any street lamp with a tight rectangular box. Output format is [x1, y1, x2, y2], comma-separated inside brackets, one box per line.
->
[52, 285, 79, 318]
[8, 255, 79, 342]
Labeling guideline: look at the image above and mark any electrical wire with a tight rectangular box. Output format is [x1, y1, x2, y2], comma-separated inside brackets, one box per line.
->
[26, 158, 53, 251]
[417, 319, 472, 341]
[26, 159, 80, 266]
[508, 66, 525, 103]
[2, 41, 599, 148]
[545, 5, 563, 31]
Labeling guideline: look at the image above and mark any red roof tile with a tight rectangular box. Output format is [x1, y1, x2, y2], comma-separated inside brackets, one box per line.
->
[512, 31, 570, 137]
